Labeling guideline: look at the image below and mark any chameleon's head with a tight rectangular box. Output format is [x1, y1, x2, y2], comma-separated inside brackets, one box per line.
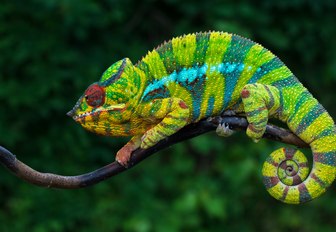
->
[67, 58, 142, 136]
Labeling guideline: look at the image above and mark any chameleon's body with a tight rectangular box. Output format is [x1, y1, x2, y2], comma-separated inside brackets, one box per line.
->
[68, 32, 336, 204]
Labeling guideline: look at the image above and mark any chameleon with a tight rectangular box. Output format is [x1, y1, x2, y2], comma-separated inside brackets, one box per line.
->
[67, 31, 336, 204]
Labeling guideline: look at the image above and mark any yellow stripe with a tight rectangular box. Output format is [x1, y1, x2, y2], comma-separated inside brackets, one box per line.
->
[267, 182, 286, 201]
[142, 50, 168, 79]
[271, 148, 286, 163]
[281, 86, 306, 114]
[258, 66, 292, 84]
[311, 135, 336, 153]
[199, 71, 225, 120]
[312, 163, 336, 184]
[305, 177, 326, 198]
[284, 178, 293, 186]
[166, 82, 193, 118]
[289, 99, 319, 134]
[205, 32, 231, 64]
[262, 162, 277, 177]
[172, 34, 197, 67]
[255, 49, 275, 66]
[237, 44, 273, 84]
[284, 186, 300, 204]
[299, 112, 334, 143]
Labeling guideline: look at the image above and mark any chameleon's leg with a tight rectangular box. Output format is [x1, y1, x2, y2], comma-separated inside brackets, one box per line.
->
[138, 97, 190, 149]
[116, 135, 142, 166]
[241, 83, 281, 142]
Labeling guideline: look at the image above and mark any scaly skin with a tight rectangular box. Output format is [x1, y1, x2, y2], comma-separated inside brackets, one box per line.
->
[68, 31, 336, 204]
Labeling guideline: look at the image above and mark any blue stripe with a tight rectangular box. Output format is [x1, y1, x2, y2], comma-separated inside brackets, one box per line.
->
[221, 62, 247, 108]
[141, 64, 209, 101]
[314, 151, 336, 166]
[178, 72, 206, 120]
[299, 185, 312, 203]
[315, 127, 335, 140]
[271, 75, 298, 88]
[205, 96, 215, 117]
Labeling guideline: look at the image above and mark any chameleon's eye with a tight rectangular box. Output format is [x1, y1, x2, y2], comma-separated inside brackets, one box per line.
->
[84, 84, 105, 108]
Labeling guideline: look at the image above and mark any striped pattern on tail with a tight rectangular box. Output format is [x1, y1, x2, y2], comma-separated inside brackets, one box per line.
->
[263, 88, 336, 204]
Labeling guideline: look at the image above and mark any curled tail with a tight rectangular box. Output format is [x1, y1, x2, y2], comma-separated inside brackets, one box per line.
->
[242, 83, 336, 204]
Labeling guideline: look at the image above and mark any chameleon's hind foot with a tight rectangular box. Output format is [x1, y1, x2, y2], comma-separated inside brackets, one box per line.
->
[216, 122, 234, 137]
[246, 125, 263, 143]
[241, 83, 281, 143]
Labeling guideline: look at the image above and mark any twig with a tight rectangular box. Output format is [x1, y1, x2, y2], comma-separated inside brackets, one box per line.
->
[0, 116, 308, 189]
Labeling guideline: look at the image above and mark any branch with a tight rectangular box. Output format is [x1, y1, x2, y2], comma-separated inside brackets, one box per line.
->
[0, 116, 308, 189]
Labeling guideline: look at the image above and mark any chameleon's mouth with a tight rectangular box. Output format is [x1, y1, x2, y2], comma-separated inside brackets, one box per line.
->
[71, 112, 93, 121]
[67, 109, 105, 122]
[66, 110, 75, 118]
[67, 109, 107, 124]
[66, 103, 127, 121]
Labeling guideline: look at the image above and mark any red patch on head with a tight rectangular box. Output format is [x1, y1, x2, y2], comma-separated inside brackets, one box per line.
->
[241, 89, 250, 98]
[179, 101, 188, 109]
[85, 84, 105, 107]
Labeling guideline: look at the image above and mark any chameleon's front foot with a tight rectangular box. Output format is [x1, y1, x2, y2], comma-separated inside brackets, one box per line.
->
[116, 136, 141, 167]
[116, 147, 133, 167]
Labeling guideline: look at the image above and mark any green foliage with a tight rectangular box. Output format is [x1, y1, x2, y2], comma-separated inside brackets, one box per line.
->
[0, 0, 336, 231]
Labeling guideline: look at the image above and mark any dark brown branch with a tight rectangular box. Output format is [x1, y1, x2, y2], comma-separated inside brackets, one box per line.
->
[0, 116, 308, 189]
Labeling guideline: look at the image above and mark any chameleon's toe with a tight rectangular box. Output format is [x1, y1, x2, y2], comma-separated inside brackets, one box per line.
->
[216, 122, 234, 137]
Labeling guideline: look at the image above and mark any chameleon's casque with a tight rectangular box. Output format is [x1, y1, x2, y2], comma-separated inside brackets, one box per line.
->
[68, 31, 336, 204]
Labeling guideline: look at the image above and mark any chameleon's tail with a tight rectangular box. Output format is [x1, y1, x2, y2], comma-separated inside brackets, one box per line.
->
[262, 92, 336, 204]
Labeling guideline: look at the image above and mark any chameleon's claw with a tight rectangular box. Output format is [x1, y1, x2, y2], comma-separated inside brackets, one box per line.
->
[216, 122, 234, 137]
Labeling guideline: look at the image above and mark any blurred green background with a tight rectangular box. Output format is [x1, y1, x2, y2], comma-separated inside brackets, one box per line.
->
[1, 0, 336, 231]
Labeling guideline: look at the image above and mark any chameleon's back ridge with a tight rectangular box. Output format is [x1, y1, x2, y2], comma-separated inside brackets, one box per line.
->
[68, 31, 336, 204]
